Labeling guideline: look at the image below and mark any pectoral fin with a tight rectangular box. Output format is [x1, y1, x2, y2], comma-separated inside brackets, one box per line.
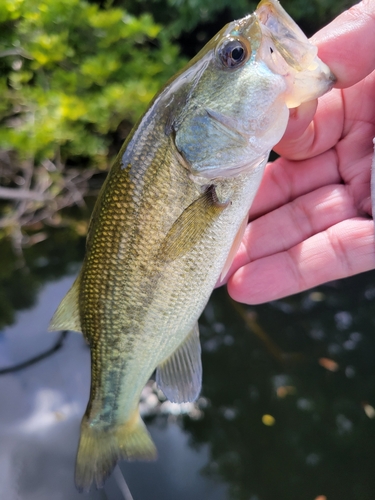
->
[156, 323, 202, 403]
[159, 185, 229, 262]
[49, 275, 82, 333]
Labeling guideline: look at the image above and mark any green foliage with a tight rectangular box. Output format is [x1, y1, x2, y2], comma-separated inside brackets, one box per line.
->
[124, 0, 354, 39]
[0, 0, 184, 165]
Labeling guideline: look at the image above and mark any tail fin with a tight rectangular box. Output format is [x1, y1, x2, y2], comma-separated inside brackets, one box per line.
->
[75, 413, 157, 492]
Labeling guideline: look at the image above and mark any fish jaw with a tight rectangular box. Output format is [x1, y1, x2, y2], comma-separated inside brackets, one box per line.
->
[255, 0, 336, 107]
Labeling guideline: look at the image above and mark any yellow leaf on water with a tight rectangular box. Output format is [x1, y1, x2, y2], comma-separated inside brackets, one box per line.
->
[309, 292, 325, 302]
[276, 386, 296, 398]
[318, 358, 339, 372]
[363, 404, 375, 419]
[262, 414, 275, 426]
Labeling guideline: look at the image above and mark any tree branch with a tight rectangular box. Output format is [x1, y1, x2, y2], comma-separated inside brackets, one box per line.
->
[0, 48, 32, 59]
[0, 187, 50, 201]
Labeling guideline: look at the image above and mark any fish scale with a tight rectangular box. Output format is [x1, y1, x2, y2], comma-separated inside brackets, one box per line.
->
[49, 0, 335, 491]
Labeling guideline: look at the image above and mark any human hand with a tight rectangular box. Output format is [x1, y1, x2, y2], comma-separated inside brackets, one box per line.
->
[225, 0, 375, 304]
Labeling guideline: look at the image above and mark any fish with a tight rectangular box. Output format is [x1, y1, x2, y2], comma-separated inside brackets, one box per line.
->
[49, 0, 335, 492]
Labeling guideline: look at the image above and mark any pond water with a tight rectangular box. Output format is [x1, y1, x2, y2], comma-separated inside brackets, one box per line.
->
[0, 229, 375, 500]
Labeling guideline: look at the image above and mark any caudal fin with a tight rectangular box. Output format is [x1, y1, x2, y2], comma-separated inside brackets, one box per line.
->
[75, 413, 157, 492]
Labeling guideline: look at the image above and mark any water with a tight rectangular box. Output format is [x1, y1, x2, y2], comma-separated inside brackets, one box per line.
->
[0, 231, 375, 500]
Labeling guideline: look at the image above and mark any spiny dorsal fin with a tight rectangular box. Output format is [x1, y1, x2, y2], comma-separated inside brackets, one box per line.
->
[49, 275, 82, 333]
[158, 185, 229, 262]
[156, 322, 202, 403]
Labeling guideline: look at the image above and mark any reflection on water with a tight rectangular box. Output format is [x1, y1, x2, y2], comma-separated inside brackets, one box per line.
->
[1, 230, 375, 500]
[196, 281, 375, 500]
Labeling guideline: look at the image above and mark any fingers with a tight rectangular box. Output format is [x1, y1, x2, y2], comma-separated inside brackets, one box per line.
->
[276, 0, 375, 160]
[276, 99, 317, 146]
[226, 1, 375, 304]
[247, 151, 342, 219]
[275, 89, 344, 160]
[227, 218, 375, 304]
[311, 0, 375, 89]
[226, 183, 359, 278]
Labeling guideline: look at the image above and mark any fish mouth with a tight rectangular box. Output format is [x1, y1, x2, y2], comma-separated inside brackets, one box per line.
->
[254, 0, 335, 105]
[255, 0, 313, 71]
[256, 0, 308, 47]
[255, 0, 334, 75]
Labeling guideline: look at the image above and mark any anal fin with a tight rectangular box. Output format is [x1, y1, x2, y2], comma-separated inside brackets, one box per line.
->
[156, 323, 202, 403]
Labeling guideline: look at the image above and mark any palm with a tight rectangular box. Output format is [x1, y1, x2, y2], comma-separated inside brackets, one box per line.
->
[226, 1, 375, 304]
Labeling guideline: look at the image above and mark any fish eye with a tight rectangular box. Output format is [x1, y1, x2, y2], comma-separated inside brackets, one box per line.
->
[218, 38, 249, 69]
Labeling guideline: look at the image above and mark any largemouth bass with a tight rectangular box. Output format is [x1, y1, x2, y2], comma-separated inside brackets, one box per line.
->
[50, 0, 334, 492]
